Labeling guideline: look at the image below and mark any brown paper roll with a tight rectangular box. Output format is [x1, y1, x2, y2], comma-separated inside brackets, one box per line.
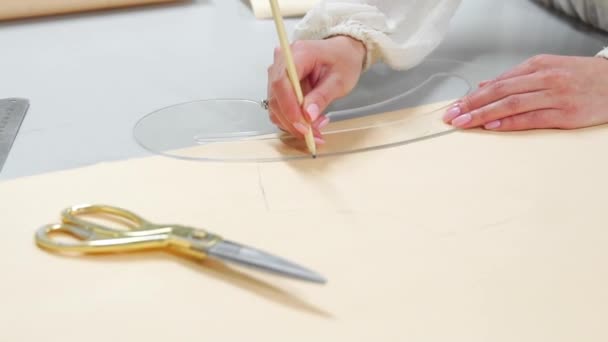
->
[0, 0, 182, 21]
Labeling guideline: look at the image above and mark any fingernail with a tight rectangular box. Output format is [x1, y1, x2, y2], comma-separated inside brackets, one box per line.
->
[306, 103, 320, 122]
[314, 137, 325, 145]
[484, 120, 501, 130]
[443, 104, 462, 122]
[317, 116, 330, 129]
[293, 122, 309, 135]
[451, 113, 472, 127]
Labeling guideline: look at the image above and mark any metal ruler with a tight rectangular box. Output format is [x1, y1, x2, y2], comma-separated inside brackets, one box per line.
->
[0, 98, 29, 173]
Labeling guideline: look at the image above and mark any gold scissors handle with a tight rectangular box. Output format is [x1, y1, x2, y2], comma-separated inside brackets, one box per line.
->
[62, 204, 153, 236]
[35, 222, 170, 253]
[35, 204, 220, 258]
[35, 204, 327, 283]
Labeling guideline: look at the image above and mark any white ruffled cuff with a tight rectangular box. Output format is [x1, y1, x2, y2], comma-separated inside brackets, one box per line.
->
[292, 3, 390, 71]
[596, 46, 608, 59]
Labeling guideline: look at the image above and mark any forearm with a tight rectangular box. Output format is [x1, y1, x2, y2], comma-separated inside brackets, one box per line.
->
[532, 0, 608, 58]
[533, 0, 608, 32]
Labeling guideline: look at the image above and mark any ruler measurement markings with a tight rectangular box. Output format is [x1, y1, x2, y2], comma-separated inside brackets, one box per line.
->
[0, 98, 29, 172]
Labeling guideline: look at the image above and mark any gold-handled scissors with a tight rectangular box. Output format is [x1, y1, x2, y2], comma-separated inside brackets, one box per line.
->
[35, 204, 326, 284]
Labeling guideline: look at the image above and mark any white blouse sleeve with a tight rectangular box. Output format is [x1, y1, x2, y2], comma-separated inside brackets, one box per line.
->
[531, 0, 608, 58]
[293, 0, 462, 71]
[596, 47, 608, 59]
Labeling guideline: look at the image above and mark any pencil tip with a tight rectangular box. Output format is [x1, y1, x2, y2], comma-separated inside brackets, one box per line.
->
[312, 154, 317, 159]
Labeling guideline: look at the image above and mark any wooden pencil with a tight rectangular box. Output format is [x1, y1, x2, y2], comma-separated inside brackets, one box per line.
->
[268, 0, 317, 158]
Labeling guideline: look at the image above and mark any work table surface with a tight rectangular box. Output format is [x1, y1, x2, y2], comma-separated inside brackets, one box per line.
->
[0, 0, 606, 180]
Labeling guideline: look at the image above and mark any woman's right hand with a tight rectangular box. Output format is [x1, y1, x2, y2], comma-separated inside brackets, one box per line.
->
[267, 35, 366, 144]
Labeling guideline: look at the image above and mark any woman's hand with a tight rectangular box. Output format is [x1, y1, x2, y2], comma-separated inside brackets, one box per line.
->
[443, 54, 608, 131]
[267, 35, 366, 143]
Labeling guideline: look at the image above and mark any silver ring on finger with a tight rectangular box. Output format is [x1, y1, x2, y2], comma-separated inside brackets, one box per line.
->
[261, 99, 269, 110]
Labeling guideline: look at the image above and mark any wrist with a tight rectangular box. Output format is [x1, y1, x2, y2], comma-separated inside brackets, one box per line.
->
[326, 35, 367, 69]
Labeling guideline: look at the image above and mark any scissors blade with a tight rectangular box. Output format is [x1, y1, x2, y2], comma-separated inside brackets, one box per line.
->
[206, 240, 326, 284]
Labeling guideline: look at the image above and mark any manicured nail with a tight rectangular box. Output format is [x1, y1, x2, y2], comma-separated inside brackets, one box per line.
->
[484, 120, 501, 130]
[443, 104, 462, 122]
[293, 122, 309, 135]
[306, 103, 320, 122]
[314, 137, 325, 145]
[317, 116, 330, 129]
[451, 113, 472, 127]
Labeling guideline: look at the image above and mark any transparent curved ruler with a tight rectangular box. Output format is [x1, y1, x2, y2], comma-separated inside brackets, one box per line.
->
[133, 59, 484, 162]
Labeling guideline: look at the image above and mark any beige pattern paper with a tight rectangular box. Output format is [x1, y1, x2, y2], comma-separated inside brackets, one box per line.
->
[250, 0, 318, 19]
[1, 101, 608, 341]
[0, 0, 181, 21]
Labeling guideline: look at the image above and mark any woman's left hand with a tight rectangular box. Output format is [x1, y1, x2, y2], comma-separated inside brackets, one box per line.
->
[443, 54, 608, 131]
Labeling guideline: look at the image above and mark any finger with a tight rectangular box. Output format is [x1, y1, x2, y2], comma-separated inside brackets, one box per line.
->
[450, 90, 555, 129]
[291, 40, 331, 80]
[309, 115, 329, 143]
[269, 59, 306, 132]
[311, 125, 326, 145]
[313, 115, 330, 130]
[267, 63, 288, 129]
[312, 126, 325, 144]
[469, 58, 545, 98]
[267, 72, 289, 134]
[269, 110, 287, 131]
[483, 109, 564, 131]
[270, 45, 322, 131]
[269, 111, 288, 133]
[483, 54, 560, 89]
[301, 77, 312, 96]
[270, 40, 339, 138]
[269, 111, 280, 125]
[269, 49, 287, 88]
[302, 74, 348, 123]
[275, 41, 326, 85]
[273, 77, 307, 135]
[478, 80, 492, 88]
[489, 56, 544, 83]
[445, 72, 549, 123]
[269, 96, 299, 136]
